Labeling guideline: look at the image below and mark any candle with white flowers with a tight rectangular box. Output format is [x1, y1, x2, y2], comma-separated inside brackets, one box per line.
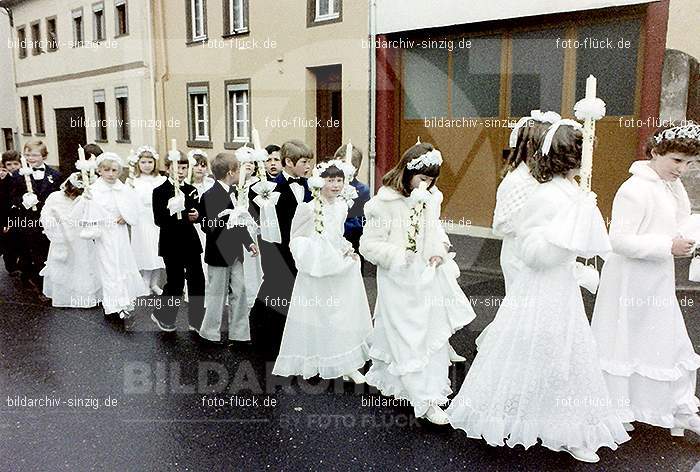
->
[574, 75, 606, 192]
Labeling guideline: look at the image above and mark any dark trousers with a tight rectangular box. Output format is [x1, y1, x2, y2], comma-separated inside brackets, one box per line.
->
[153, 253, 205, 329]
[19, 231, 49, 284]
[2, 231, 20, 273]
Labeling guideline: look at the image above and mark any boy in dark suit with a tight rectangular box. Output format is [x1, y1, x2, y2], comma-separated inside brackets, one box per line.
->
[0, 151, 22, 275]
[251, 139, 313, 356]
[150, 152, 205, 332]
[198, 152, 258, 344]
[7, 141, 61, 293]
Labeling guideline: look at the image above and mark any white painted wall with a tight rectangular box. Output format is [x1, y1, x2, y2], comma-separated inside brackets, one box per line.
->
[375, 0, 658, 34]
[0, 12, 18, 144]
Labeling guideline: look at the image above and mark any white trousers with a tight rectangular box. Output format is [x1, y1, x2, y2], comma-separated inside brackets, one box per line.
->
[200, 261, 249, 342]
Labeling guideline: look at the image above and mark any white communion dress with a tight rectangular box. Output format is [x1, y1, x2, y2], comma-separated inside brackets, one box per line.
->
[447, 176, 630, 453]
[272, 197, 373, 379]
[360, 186, 476, 418]
[592, 160, 700, 428]
[130, 174, 167, 271]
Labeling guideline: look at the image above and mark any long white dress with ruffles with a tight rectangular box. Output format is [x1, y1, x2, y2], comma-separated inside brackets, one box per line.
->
[130, 174, 167, 271]
[447, 176, 630, 452]
[360, 186, 476, 417]
[272, 197, 373, 379]
[592, 160, 700, 428]
[40, 191, 101, 307]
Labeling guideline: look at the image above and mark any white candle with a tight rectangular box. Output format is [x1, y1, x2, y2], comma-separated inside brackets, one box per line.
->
[345, 141, 353, 165]
[585, 75, 596, 99]
[78, 145, 86, 162]
[252, 128, 261, 150]
[78, 145, 89, 185]
[170, 139, 177, 152]
[20, 155, 33, 193]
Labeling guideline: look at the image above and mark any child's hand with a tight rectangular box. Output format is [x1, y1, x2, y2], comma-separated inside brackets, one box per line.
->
[249, 243, 259, 256]
[350, 253, 359, 261]
[187, 209, 199, 222]
[672, 237, 695, 256]
[116, 216, 126, 225]
[428, 255, 444, 267]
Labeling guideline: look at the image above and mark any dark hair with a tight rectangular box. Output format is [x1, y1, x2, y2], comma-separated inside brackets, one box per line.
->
[63, 176, 84, 199]
[2, 150, 20, 164]
[84, 143, 103, 158]
[333, 144, 363, 171]
[645, 122, 700, 159]
[529, 125, 583, 183]
[192, 153, 208, 167]
[265, 144, 281, 155]
[281, 140, 313, 167]
[319, 164, 345, 179]
[382, 143, 440, 196]
[504, 120, 550, 176]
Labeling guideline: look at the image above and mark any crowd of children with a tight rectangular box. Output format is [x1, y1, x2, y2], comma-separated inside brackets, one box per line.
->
[4, 117, 700, 463]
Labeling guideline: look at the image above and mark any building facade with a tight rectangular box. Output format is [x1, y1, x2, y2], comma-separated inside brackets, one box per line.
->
[2, 0, 157, 176]
[0, 10, 18, 151]
[153, 0, 369, 178]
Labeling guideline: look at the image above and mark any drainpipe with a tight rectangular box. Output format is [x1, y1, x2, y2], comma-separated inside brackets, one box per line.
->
[146, 0, 157, 147]
[368, 0, 377, 196]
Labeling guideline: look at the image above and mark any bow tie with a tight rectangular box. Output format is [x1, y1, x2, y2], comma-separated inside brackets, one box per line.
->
[228, 187, 237, 196]
[287, 177, 304, 185]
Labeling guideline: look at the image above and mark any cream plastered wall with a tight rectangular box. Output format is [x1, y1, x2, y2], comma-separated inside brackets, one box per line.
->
[155, 0, 370, 180]
[11, 0, 156, 165]
[666, 0, 700, 60]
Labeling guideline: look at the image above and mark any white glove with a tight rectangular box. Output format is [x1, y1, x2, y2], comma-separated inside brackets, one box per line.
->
[22, 192, 39, 209]
[167, 195, 186, 216]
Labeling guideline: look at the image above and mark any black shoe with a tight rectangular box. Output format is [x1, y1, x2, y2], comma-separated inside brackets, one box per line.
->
[197, 334, 225, 345]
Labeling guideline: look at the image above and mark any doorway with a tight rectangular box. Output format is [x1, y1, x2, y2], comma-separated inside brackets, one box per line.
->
[54, 107, 87, 178]
[312, 65, 342, 162]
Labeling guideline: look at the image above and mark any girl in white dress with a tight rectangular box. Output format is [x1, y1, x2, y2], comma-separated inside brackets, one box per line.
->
[129, 146, 166, 295]
[447, 122, 629, 463]
[493, 110, 559, 293]
[360, 143, 476, 425]
[88, 153, 149, 325]
[273, 160, 372, 383]
[591, 123, 700, 438]
[40, 173, 100, 308]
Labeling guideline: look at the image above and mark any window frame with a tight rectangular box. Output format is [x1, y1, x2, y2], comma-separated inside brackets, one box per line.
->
[187, 0, 208, 44]
[17, 25, 27, 59]
[115, 86, 130, 143]
[93, 1, 106, 42]
[45, 16, 58, 52]
[33, 95, 45, 136]
[224, 78, 251, 149]
[20, 97, 32, 135]
[307, 0, 342, 27]
[94, 89, 108, 143]
[114, 0, 129, 38]
[30, 20, 42, 56]
[223, 0, 249, 37]
[72, 7, 84, 47]
[186, 82, 213, 148]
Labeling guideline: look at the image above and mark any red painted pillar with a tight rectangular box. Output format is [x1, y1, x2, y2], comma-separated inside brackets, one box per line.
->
[637, 0, 670, 157]
[375, 35, 399, 190]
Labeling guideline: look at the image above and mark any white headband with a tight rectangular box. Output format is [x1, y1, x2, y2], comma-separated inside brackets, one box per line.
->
[407, 149, 442, 170]
[308, 159, 355, 189]
[654, 124, 700, 144]
[509, 110, 563, 148]
[541, 119, 583, 156]
[96, 152, 123, 168]
[235, 145, 268, 163]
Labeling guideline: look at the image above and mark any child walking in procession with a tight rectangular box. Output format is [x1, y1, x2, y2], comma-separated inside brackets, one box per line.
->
[150, 152, 205, 333]
[272, 160, 372, 383]
[40, 173, 100, 308]
[87, 153, 149, 326]
[447, 122, 629, 462]
[0, 151, 22, 276]
[187, 150, 214, 282]
[198, 153, 259, 344]
[130, 146, 167, 295]
[360, 142, 476, 425]
[592, 123, 700, 438]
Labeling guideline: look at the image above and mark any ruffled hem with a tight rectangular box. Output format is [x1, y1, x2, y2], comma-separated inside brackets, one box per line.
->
[600, 356, 700, 382]
[611, 396, 700, 428]
[365, 366, 452, 417]
[272, 343, 370, 380]
[369, 308, 471, 377]
[446, 402, 630, 452]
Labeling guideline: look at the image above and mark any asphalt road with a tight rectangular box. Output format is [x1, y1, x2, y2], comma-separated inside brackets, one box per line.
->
[1, 268, 699, 471]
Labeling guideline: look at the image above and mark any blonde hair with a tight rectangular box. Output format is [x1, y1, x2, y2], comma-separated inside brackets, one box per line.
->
[281, 140, 313, 167]
[333, 144, 363, 171]
[23, 140, 48, 158]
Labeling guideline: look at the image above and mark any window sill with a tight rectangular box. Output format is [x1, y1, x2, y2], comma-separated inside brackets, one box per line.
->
[222, 30, 249, 39]
[95, 139, 108, 143]
[116, 138, 131, 144]
[223, 141, 248, 150]
[21, 133, 32, 136]
[187, 140, 213, 149]
[34, 133, 46, 137]
[115, 33, 129, 39]
[308, 15, 342, 27]
[186, 37, 208, 47]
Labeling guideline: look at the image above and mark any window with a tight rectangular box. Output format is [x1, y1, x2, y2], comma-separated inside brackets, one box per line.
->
[33, 96, 45, 135]
[224, 0, 248, 35]
[2, 129, 14, 152]
[115, 87, 130, 142]
[115, 0, 129, 36]
[17, 26, 27, 59]
[94, 90, 107, 142]
[307, 0, 341, 27]
[30, 21, 41, 55]
[403, 47, 448, 119]
[575, 19, 641, 116]
[226, 80, 250, 145]
[46, 17, 58, 51]
[188, 0, 207, 42]
[72, 8, 84, 47]
[187, 84, 210, 144]
[93, 2, 105, 42]
[20, 97, 31, 135]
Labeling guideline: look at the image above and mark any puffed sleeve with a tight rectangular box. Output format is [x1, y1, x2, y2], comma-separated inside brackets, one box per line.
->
[289, 202, 353, 277]
[39, 193, 65, 243]
[117, 185, 141, 226]
[609, 183, 672, 260]
[423, 189, 449, 259]
[359, 198, 406, 269]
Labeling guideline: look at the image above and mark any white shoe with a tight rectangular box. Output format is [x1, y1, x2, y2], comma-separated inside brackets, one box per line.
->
[423, 405, 450, 425]
[672, 414, 700, 436]
[342, 371, 366, 384]
[623, 422, 635, 432]
[562, 446, 600, 463]
[151, 285, 163, 296]
[448, 344, 466, 363]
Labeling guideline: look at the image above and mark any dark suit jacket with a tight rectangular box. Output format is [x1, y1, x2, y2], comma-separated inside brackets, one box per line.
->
[200, 181, 254, 267]
[344, 178, 370, 242]
[271, 173, 312, 249]
[152, 179, 202, 259]
[7, 165, 61, 232]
